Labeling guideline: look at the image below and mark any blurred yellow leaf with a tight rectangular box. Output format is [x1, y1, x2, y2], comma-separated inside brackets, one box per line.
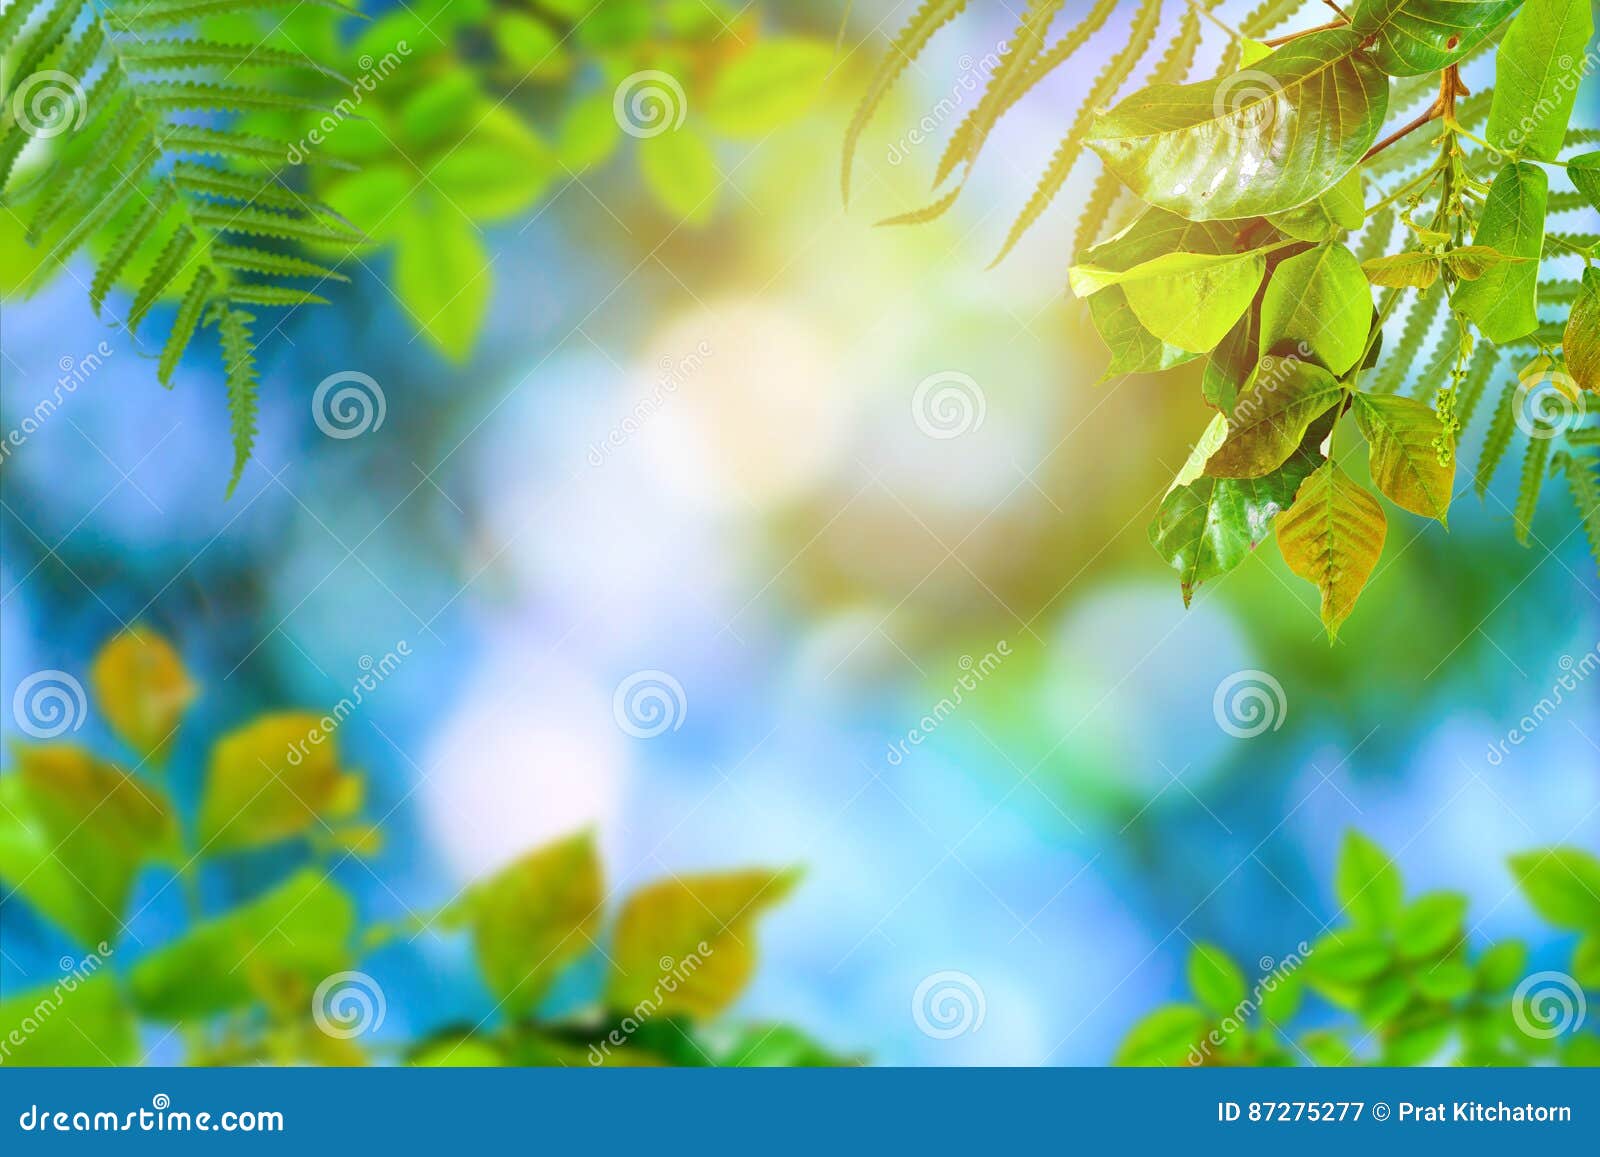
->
[89, 626, 196, 760]
[605, 867, 799, 1020]
[198, 713, 363, 853]
[0, 745, 178, 946]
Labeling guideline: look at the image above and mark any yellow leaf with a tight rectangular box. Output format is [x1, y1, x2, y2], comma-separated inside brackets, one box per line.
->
[89, 627, 196, 760]
[198, 713, 362, 852]
[1277, 463, 1388, 639]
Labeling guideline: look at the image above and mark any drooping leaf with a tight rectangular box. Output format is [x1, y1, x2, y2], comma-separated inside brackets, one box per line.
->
[393, 203, 492, 363]
[1453, 162, 1547, 342]
[1351, 0, 1523, 76]
[605, 869, 799, 1020]
[1205, 357, 1346, 479]
[1069, 250, 1266, 354]
[1363, 251, 1441, 289]
[1086, 31, 1388, 222]
[1566, 268, 1600, 391]
[1486, 0, 1593, 162]
[0, 973, 137, 1066]
[0, 746, 178, 946]
[1088, 290, 1200, 378]
[129, 871, 355, 1021]
[1277, 463, 1389, 638]
[639, 126, 721, 226]
[1509, 848, 1600, 930]
[1337, 831, 1405, 929]
[461, 830, 603, 1015]
[1353, 392, 1457, 522]
[1260, 242, 1372, 374]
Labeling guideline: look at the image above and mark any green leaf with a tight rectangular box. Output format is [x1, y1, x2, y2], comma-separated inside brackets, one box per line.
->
[1443, 245, 1529, 281]
[0, 972, 137, 1066]
[129, 871, 355, 1021]
[88, 626, 196, 761]
[429, 108, 556, 223]
[1069, 250, 1267, 354]
[1260, 242, 1371, 374]
[1574, 932, 1600, 988]
[718, 1023, 859, 1067]
[1188, 943, 1247, 1014]
[1487, 0, 1594, 162]
[605, 868, 799, 1019]
[1306, 927, 1392, 984]
[1566, 268, 1600, 392]
[1453, 162, 1547, 342]
[706, 38, 834, 138]
[1266, 167, 1364, 242]
[197, 713, 363, 853]
[1087, 290, 1200, 377]
[1353, 393, 1456, 522]
[1337, 832, 1405, 928]
[393, 203, 492, 362]
[1396, 892, 1469, 958]
[1363, 251, 1441, 289]
[1086, 31, 1388, 221]
[462, 830, 603, 1015]
[1510, 848, 1600, 930]
[1352, 0, 1523, 76]
[1205, 357, 1346, 479]
[557, 92, 622, 173]
[1569, 152, 1600, 213]
[1278, 463, 1388, 639]
[1476, 940, 1527, 990]
[1152, 415, 1328, 604]
[0, 746, 178, 946]
[1114, 1004, 1207, 1066]
[638, 125, 720, 226]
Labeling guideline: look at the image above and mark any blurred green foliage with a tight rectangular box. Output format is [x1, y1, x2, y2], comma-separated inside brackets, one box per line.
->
[0, 629, 841, 1067]
[1118, 831, 1600, 1067]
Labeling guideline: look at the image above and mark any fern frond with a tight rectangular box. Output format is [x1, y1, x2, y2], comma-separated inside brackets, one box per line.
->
[1568, 428, 1600, 447]
[106, 0, 357, 33]
[217, 306, 260, 498]
[137, 80, 327, 114]
[1513, 434, 1553, 545]
[118, 38, 342, 79]
[1241, 0, 1308, 37]
[1565, 128, 1600, 147]
[991, 0, 1164, 266]
[1354, 208, 1396, 264]
[91, 183, 176, 313]
[1453, 345, 1500, 435]
[226, 284, 330, 308]
[1371, 282, 1445, 395]
[1476, 378, 1519, 496]
[158, 267, 215, 385]
[1558, 453, 1600, 572]
[0, 0, 49, 49]
[191, 203, 361, 245]
[38, 151, 156, 272]
[210, 244, 349, 283]
[172, 161, 321, 213]
[162, 124, 353, 169]
[27, 102, 144, 238]
[875, 186, 963, 227]
[842, 0, 969, 203]
[1074, 166, 1128, 256]
[3, 0, 89, 103]
[128, 225, 197, 331]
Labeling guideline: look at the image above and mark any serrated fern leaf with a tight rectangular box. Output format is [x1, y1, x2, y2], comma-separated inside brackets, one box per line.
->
[210, 244, 349, 283]
[118, 38, 342, 79]
[191, 203, 361, 245]
[158, 267, 215, 386]
[990, 0, 1163, 266]
[1568, 428, 1600, 447]
[227, 284, 330, 308]
[128, 225, 196, 331]
[106, 0, 358, 33]
[92, 183, 175, 312]
[1241, 0, 1308, 37]
[162, 124, 353, 169]
[842, 0, 969, 203]
[137, 80, 326, 114]
[1513, 434, 1553, 545]
[172, 161, 322, 213]
[1476, 378, 1519, 496]
[1558, 453, 1600, 572]
[217, 306, 260, 498]
[1371, 282, 1446, 394]
[1453, 345, 1500, 434]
